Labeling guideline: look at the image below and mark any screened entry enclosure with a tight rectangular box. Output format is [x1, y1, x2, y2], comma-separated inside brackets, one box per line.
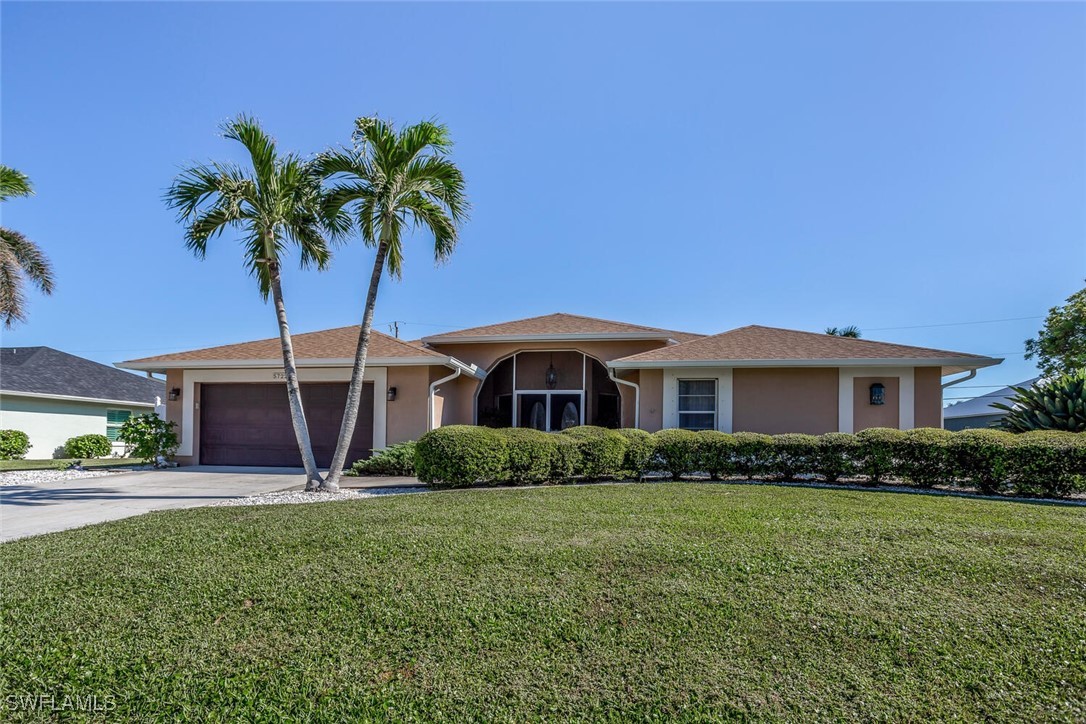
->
[476, 351, 622, 431]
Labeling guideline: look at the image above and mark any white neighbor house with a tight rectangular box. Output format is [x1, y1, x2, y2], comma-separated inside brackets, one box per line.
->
[0, 347, 165, 457]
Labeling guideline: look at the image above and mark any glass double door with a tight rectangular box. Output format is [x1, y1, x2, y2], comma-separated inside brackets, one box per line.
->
[517, 392, 583, 432]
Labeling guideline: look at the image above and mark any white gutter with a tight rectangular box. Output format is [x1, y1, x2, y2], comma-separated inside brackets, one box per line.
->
[608, 357, 1002, 370]
[608, 368, 640, 429]
[0, 389, 157, 407]
[939, 369, 978, 428]
[428, 368, 462, 431]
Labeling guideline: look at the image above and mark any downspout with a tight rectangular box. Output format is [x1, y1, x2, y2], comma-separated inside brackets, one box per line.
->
[940, 369, 977, 428]
[608, 368, 640, 429]
[428, 367, 462, 432]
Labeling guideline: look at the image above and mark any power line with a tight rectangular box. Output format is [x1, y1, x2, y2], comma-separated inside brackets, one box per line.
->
[865, 315, 1042, 331]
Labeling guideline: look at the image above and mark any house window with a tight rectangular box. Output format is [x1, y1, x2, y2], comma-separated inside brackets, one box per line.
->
[678, 379, 716, 431]
[106, 410, 131, 442]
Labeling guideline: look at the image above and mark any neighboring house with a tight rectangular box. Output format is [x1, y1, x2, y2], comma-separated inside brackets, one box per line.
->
[118, 313, 1001, 467]
[0, 347, 165, 457]
[942, 378, 1040, 431]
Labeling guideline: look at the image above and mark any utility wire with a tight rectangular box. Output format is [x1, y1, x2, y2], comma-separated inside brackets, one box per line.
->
[865, 315, 1042, 331]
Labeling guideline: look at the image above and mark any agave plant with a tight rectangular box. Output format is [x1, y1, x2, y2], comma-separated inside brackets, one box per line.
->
[993, 370, 1086, 432]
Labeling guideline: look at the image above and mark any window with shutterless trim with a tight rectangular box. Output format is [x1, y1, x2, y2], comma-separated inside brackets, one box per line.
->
[677, 379, 715, 431]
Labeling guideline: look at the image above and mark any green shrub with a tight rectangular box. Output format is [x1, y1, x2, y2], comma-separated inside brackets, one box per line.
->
[117, 414, 179, 463]
[64, 434, 112, 459]
[815, 433, 858, 482]
[698, 431, 737, 480]
[731, 432, 774, 479]
[349, 441, 416, 477]
[550, 435, 583, 484]
[947, 429, 1014, 495]
[501, 428, 557, 485]
[855, 428, 906, 484]
[615, 428, 657, 478]
[0, 429, 31, 460]
[772, 433, 820, 481]
[652, 429, 701, 479]
[560, 426, 627, 480]
[895, 428, 954, 488]
[993, 370, 1086, 432]
[415, 426, 508, 488]
[1007, 431, 1086, 498]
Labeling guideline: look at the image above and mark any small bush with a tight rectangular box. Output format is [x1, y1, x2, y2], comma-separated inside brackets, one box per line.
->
[815, 433, 858, 482]
[550, 435, 583, 484]
[895, 428, 954, 488]
[731, 432, 774, 479]
[615, 428, 657, 478]
[117, 414, 179, 463]
[415, 426, 508, 488]
[652, 429, 701, 479]
[501, 428, 557, 485]
[772, 433, 820, 481]
[350, 441, 416, 477]
[855, 428, 906, 484]
[0, 430, 31, 460]
[698, 431, 737, 480]
[561, 426, 627, 480]
[64, 434, 112, 459]
[947, 429, 1014, 495]
[1008, 431, 1086, 498]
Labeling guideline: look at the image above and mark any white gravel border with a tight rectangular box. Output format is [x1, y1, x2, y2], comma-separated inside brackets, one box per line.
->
[210, 487, 421, 507]
[0, 469, 126, 487]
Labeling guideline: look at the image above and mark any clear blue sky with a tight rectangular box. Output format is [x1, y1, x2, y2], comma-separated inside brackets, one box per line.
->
[3, 2, 1083, 402]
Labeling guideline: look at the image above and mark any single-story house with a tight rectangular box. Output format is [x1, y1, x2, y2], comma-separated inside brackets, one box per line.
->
[118, 313, 1001, 467]
[942, 377, 1040, 431]
[0, 346, 165, 457]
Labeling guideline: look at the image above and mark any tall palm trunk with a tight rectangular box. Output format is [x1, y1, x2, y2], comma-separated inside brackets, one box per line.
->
[267, 260, 324, 489]
[321, 237, 390, 491]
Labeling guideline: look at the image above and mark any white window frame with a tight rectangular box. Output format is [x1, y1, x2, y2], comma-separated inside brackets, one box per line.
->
[677, 378, 717, 431]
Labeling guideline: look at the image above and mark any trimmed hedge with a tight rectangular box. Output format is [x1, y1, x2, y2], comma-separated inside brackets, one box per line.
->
[414, 425, 1086, 499]
[64, 434, 113, 459]
[0, 429, 31, 460]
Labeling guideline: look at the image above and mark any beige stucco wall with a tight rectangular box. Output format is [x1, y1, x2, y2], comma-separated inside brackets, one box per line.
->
[853, 376, 900, 430]
[732, 368, 839, 434]
[385, 366, 435, 445]
[637, 369, 663, 431]
[0, 395, 150, 459]
[430, 339, 671, 428]
[913, 367, 942, 428]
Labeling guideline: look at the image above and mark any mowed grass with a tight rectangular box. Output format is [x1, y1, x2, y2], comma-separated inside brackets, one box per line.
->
[1, 484, 1084, 721]
[0, 458, 144, 472]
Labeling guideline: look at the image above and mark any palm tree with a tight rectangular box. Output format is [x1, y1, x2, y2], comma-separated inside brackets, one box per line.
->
[165, 115, 331, 490]
[0, 165, 55, 327]
[316, 117, 468, 490]
[825, 325, 862, 338]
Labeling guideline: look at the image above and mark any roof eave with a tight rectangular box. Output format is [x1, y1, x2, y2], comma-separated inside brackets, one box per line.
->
[0, 389, 158, 407]
[608, 357, 1003, 371]
[117, 356, 449, 374]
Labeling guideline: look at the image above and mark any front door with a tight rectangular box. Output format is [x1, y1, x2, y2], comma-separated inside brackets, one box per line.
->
[515, 391, 583, 431]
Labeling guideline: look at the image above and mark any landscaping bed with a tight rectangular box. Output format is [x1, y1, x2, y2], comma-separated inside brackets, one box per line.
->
[1, 484, 1083, 720]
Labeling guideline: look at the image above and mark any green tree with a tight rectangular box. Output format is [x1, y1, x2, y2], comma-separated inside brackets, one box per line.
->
[825, 325, 861, 338]
[165, 116, 331, 489]
[315, 117, 468, 490]
[0, 165, 55, 327]
[1025, 284, 1086, 377]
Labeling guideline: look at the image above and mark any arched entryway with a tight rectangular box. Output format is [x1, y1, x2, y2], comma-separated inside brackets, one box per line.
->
[476, 350, 621, 430]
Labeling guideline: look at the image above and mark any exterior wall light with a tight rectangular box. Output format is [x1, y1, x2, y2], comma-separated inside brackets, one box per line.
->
[168, 388, 181, 401]
[387, 386, 397, 402]
[869, 383, 885, 406]
[545, 354, 558, 390]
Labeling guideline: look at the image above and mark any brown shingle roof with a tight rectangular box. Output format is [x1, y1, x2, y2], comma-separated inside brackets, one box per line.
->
[612, 325, 998, 366]
[423, 313, 703, 343]
[123, 327, 443, 366]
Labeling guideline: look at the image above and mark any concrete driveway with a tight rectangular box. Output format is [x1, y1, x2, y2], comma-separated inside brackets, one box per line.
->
[0, 466, 307, 542]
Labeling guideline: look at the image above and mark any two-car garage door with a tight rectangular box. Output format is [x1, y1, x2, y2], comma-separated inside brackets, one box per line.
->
[199, 382, 374, 467]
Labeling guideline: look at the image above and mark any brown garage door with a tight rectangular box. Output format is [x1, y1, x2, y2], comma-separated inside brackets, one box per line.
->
[199, 382, 374, 467]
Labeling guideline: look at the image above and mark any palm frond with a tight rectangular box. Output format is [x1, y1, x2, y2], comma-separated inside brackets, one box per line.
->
[221, 115, 277, 187]
[0, 227, 54, 295]
[0, 247, 28, 328]
[0, 165, 33, 202]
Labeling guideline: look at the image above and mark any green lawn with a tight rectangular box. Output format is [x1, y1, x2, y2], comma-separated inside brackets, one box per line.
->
[0, 458, 145, 472]
[1, 484, 1084, 721]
